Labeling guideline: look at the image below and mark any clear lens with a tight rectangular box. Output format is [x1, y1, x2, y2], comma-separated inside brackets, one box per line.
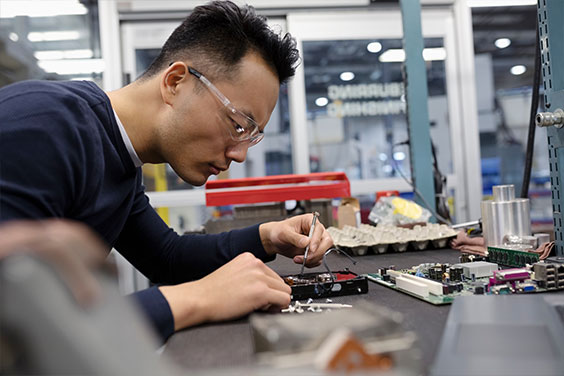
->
[227, 107, 260, 142]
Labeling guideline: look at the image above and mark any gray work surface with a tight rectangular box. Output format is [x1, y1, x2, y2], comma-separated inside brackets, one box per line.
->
[160, 249, 564, 373]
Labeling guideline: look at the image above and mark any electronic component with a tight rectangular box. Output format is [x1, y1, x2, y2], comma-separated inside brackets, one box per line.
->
[455, 261, 498, 278]
[283, 271, 368, 300]
[487, 246, 539, 267]
[459, 253, 487, 263]
[492, 268, 530, 282]
[448, 267, 463, 282]
[367, 258, 564, 306]
[395, 276, 429, 298]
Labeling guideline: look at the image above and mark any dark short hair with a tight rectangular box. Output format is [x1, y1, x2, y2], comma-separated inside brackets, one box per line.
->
[140, 1, 300, 84]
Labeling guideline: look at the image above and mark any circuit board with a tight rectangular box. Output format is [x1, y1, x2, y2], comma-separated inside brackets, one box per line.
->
[364, 257, 564, 305]
[365, 273, 459, 305]
[487, 246, 540, 267]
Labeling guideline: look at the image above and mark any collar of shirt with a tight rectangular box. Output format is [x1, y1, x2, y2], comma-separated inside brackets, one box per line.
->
[112, 109, 143, 168]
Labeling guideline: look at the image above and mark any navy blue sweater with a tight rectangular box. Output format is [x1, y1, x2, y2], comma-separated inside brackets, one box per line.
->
[0, 80, 273, 340]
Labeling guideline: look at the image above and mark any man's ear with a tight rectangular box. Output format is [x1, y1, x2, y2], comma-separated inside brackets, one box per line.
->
[161, 62, 189, 105]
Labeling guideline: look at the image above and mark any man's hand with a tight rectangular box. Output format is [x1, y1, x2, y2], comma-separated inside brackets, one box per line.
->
[258, 213, 334, 268]
[159, 252, 291, 331]
[0, 220, 108, 307]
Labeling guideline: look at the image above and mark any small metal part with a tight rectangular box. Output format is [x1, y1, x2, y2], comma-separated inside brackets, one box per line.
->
[536, 109, 564, 128]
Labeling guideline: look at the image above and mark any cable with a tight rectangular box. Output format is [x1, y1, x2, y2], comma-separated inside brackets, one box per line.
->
[322, 247, 357, 283]
[520, 22, 541, 199]
[391, 143, 452, 225]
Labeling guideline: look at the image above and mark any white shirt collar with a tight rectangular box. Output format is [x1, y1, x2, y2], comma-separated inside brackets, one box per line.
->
[112, 109, 143, 168]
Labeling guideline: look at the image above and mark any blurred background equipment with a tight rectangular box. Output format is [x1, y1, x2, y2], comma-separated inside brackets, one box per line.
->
[430, 295, 564, 376]
[0, 253, 177, 375]
[251, 300, 421, 375]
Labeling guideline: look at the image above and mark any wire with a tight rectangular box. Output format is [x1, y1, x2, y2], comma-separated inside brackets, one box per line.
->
[322, 247, 357, 282]
[391, 143, 452, 225]
[520, 22, 541, 199]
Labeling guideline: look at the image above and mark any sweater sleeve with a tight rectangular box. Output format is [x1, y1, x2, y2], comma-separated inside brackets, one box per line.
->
[114, 178, 275, 284]
[130, 286, 174, 341]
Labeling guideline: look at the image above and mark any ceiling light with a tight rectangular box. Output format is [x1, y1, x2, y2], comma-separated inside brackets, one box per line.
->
[367, 42, 382, 53]
[340, 72, 355, 81]
[379, 153, 388, 162]
[35, 49, 93, 60]
[495, 38, 511, 49]
[383, 165, 393, 173]
[8, 32, 19, 42]
[510, 65, 527, 75]
[467, 0, 536, 7]
[0, 0, 87, 18]
[393, 151, 406, 161]
[38, 59, 104, 75]
[423, 48, 446, 61]
[315, 97, 329, 107]
[379, 49, 405, 63]
[379, 47, 446, 63]
[28, 31, 80, 42]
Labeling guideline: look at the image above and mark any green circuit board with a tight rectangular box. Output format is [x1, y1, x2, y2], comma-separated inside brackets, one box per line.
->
[365, 259, 564, 305]
[365, 273, 471, 305]
[487, 246, 540, 267]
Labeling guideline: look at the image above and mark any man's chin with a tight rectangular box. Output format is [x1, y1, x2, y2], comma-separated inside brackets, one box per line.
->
[177, 172, 207, 187]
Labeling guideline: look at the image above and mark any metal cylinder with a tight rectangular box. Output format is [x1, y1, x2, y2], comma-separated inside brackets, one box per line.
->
[492, 185, 515, 202]
[481, 198, 531, 247]
[536, 109, 564, 128]
[534, 233, 551, 245]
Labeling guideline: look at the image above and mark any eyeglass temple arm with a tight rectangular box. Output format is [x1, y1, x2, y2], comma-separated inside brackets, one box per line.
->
[188, 67, 231, 107]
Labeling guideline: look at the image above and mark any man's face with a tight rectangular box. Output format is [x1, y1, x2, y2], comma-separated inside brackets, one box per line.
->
[159, 52, 279, 186]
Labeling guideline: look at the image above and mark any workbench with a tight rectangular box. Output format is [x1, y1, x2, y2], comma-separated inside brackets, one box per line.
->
[162, 248, 464, 373]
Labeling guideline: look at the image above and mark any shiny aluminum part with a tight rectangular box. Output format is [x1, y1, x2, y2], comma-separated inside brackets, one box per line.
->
[492, 185, 515, 202]
[534, 233, 551, 245]
[502, 234, 537, 248]
[481, 198, 531, 247]
[536, 108, 564, 128]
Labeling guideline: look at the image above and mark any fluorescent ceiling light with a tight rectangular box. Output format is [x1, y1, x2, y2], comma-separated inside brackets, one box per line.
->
[367, 42, 382, 53]
[38, 59, 104, 75]
[423, 48, 447, 61]
[0, 0, 87, 18]
[35, 49, 93, 60]
[495, 38, 511, 49]
[340, 72, 355, 81]
[28, 31, 80, 42]
[393, 151, 406, 161]
[467, 0, 536, 7]
[510, 65, 527, 75]
[379, 48, 446, 63]
[315, 97, 329, 107]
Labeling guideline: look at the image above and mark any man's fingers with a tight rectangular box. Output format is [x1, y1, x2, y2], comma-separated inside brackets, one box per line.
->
[262, 288, 291, 309]
[263, 273, 292, 295]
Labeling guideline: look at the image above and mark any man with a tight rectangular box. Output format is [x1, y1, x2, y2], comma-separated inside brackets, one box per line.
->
[0, 1, 334, 340]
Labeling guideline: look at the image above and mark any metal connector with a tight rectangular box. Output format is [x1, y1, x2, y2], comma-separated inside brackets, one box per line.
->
[536, 109, 564, 128]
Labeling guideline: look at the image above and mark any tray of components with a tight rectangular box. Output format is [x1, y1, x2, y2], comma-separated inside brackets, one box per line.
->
[365, 255, 564, 305]
[327, 223, 457, 256]
[282, 270, 368, 300]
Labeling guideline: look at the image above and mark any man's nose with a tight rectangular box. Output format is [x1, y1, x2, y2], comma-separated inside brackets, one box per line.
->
[225, 141, 249, 163]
